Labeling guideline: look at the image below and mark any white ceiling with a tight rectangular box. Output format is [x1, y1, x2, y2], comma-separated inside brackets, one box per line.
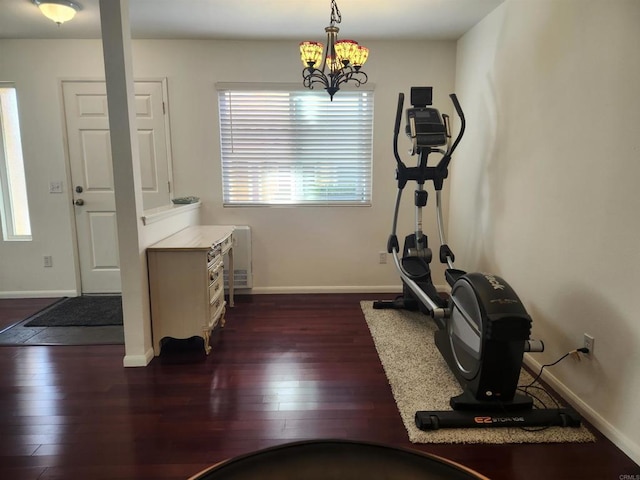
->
[1, 0, 504, 41]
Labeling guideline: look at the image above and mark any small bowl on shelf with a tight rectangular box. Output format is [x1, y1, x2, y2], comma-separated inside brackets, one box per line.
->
[172, 196, 200, 205]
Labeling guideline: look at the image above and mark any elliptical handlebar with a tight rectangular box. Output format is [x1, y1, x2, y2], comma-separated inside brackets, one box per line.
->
[393, 93, 406, 169]
[446, 93, 466, 159]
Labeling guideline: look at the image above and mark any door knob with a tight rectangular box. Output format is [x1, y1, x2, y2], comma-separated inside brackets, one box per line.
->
[74, 199, 85, 206]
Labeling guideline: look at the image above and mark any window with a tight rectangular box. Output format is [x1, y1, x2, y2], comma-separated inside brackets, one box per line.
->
[0, 84, 31, 240]
[218, 85, 373, 206]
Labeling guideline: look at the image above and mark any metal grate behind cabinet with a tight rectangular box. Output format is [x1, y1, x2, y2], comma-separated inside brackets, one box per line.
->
[224, 226, 252, 289]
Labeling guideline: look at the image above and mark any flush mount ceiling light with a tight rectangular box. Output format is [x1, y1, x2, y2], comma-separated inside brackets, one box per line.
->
[33, 0, 81, 26]
[299, 0, 369, 101]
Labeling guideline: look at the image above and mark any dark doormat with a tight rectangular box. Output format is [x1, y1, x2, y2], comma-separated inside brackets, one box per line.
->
[0, 296, 124, 346]
[24, 295, 122, 327]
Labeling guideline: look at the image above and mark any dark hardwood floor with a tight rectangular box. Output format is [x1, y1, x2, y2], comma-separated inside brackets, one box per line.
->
[0, 298, 61, 332]
[0, 294, 638, 479]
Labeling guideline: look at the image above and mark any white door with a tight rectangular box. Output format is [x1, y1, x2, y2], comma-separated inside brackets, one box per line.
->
[62, 80, 172, 294]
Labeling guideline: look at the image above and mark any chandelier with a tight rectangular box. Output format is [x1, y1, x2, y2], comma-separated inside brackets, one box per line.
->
[299, 0, 369, 100]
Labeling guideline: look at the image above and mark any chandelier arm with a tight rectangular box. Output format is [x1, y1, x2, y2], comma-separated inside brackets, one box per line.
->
[334, 65, 368, 87]
[302, 69, 330, 90]
[331, 69, 349, 86]
[345, 70, 368, 87]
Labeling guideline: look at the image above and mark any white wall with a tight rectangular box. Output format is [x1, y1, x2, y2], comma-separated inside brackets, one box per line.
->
[0, 40, 106, 297]
[0, 38, 457, 296]
[453, 0, 640, 464]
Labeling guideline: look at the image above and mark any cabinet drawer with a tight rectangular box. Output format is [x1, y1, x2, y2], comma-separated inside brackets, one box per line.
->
[209, 274, 224, 303]
[207, 245, 222, 265]
[208, 297, 225, 328]
[208, 261, 223, 285]
[220, 234, 232, 252]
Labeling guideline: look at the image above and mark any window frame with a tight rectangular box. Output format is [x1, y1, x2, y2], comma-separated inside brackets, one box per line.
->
[217, 83, 374, 207]
[0, 83, 32, 241]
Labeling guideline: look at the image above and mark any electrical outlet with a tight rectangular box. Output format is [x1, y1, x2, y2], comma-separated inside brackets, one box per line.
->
[379, 252, 387, 264]
[44, 256, 53, 268]
[583, 333, 595, 355]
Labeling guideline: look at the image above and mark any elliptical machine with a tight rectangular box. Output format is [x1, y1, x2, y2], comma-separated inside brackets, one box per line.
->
[374, 87, 581, 431]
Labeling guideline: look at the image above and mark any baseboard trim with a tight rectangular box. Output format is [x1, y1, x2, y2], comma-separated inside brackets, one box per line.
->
[0, 290, 78, 299]
[123, 348, 154, 367]
[249, 285, 452, 295]
[250, 286, 403, 294]
[2, 285, 450, 297]
[524, 354, 640, 465]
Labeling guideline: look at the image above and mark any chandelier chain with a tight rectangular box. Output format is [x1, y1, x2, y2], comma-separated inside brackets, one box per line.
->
[330, 0, 342, 26]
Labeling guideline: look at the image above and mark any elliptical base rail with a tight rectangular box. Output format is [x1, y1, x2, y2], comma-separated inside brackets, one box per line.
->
[415, 407, 582, 431]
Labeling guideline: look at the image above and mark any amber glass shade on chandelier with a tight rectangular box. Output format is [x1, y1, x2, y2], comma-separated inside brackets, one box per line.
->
[300, 42, 324, 68]
[300, 39, 369, 72]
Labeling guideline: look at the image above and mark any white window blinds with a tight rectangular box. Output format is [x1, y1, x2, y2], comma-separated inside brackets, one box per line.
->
[218, 87, 373, 206]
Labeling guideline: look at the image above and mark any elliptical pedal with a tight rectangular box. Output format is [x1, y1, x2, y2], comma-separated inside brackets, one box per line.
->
[373, 296, 419, 310]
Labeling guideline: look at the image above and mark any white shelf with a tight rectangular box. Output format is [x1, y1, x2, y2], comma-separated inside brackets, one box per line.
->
[141, 201, 201, 226]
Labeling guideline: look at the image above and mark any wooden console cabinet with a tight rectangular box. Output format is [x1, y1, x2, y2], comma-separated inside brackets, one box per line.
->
[147, 225, 234, 356]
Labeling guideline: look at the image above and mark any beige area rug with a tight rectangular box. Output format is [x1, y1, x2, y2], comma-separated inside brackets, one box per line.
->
[361, 301, 596, 444]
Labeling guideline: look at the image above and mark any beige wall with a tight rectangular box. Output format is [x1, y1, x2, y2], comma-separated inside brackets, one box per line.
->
[0, 38, 456, 296]
[453, 0, 640, 464]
